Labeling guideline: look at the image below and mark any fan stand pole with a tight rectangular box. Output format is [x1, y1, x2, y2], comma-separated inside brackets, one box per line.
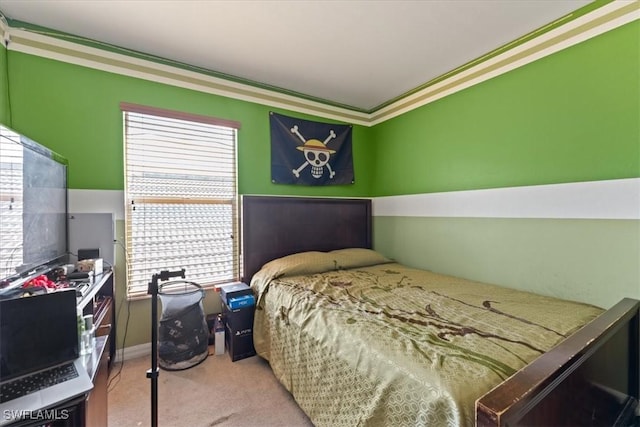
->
[147, 268, 186, 427]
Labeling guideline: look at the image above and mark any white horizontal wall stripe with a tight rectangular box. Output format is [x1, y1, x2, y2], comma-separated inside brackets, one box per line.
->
[68, 189, 124, 220]
[372, 178, 640, 219]
[69, 179, 640, 221]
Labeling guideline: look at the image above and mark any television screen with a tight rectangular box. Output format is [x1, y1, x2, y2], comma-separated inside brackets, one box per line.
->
[0, 125, 68, 286]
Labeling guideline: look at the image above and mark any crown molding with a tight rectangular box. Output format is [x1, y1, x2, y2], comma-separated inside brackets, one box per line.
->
[0, 12, 9, 47]
[5, 27, 372, 126]
[369, 0, 640, 125]
[3, 1, 638, 127]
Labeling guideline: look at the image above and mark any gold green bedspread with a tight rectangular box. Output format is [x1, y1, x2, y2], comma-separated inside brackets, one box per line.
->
[251, 254, 603, 427]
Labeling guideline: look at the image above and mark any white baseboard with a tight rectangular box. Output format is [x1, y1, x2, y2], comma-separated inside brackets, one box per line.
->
[114, 342, 151, 363]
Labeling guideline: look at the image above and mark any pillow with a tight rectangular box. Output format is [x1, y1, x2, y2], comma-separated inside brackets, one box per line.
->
[328, 248, 392, 269]
[259, 251, 337, 279]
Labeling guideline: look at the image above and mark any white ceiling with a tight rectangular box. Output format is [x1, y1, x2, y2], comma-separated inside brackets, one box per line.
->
[0, 0, 593, 112]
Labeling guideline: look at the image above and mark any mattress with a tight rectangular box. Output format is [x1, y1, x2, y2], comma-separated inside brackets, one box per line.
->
[250, 249, 603, 427]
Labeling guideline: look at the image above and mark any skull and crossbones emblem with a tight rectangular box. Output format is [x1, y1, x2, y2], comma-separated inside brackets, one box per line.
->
[291, 125, 337, 179]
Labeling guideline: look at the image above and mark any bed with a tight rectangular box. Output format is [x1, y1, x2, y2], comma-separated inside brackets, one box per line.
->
[242, 195, 639, 427]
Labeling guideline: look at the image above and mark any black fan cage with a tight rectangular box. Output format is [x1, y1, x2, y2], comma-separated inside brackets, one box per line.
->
[157, 281, 209, 370]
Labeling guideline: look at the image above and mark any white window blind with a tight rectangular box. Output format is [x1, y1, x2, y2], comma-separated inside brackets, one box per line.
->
[0, 127, 24, 279]
[122, 103, 240, 298]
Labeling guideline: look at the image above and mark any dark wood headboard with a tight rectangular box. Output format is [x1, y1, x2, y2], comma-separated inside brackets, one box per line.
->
[241, 196, 372, 284]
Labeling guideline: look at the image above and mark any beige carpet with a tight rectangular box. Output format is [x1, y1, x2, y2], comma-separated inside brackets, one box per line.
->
[107, 349, 313, 427]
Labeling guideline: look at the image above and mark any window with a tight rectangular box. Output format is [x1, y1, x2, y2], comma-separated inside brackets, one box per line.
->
[0, 127, 23, 280]
[121, 103, 241, 298]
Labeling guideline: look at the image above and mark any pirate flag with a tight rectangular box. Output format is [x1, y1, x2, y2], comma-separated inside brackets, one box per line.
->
[270, 112, 354, 185]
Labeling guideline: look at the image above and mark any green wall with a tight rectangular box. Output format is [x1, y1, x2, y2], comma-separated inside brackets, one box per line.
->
[3, 22, 637, 200]
[374, 217, 640, 309]
[4, 51, 375, 196]
[0, 42, 7, 124]
[371, 20, 640, 196]
[370, 21, 640, 311]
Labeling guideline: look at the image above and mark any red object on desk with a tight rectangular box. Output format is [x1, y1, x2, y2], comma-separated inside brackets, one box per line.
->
[23, 274, 57, 289]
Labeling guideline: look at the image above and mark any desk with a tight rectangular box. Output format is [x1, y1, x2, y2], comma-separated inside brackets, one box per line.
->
[81, 335, 110, 427]
[6, 336, 110, 427]
[78, 270, 116, 370]
[2, 270, 114, 427]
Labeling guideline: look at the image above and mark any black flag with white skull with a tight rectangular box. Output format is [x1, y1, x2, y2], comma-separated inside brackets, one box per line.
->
[270, 112, 354, 185]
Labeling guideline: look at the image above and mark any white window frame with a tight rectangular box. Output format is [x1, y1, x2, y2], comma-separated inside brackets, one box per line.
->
[121, 103, 241, 298]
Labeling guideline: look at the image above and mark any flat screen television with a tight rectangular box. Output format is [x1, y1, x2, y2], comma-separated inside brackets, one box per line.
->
[0, 124, 68, 288]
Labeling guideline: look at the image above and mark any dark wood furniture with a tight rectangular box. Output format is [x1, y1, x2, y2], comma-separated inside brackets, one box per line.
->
[81, 335, 110, 427]
[78, 269, 114, 426]
[242, 195, 639, 427]
[78, 269, 116, 370]
[242, 195, 372, 283]
[476, 297, 639, 426]
[8, 336, 111, 427]
[7, 270, 115, 427]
